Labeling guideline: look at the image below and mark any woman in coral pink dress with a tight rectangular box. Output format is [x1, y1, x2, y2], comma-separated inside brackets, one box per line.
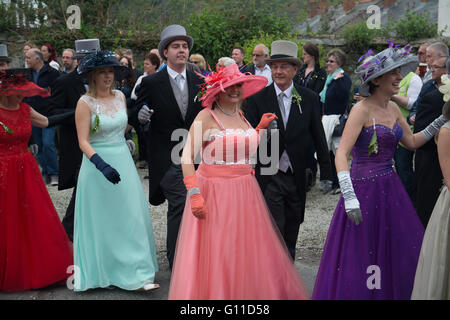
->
[0, 69, 73, 292]
[168, 64, 309, 300]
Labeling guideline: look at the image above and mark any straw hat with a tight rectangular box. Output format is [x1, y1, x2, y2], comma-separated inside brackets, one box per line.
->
[355, 42, 419, 97]
[199, 64, 268, 108]
[0, 69, 50, 98]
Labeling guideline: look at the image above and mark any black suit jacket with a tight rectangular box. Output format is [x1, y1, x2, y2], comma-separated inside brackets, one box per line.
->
[24, 64, 60, 115]
[134, 67, 203, 205]
[244, 83, 332, 223]
[414, 89, 444, 149]
[243, 64, 256, 75]
[46, 70, 86, 190]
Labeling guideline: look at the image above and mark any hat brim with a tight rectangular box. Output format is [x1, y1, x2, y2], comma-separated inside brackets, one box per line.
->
[80, 65, 130, 82]
[359, 56, 419, 97]
[158, 35, 194, 60]
[0, 83, 50, 98]
[201, 75, 268, 108]
[266, 57, 302, 67]
[0, 57, 12, 63]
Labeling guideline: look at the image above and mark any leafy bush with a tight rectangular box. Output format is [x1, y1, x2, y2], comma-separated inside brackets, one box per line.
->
[342, 21, 377, 53]
[241, 32, 328, 68]
[394, 12, 438, 42]
[187, 1, 292, 65]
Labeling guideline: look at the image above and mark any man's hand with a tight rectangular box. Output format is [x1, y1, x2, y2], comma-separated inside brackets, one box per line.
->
[138, 105, 154, 124]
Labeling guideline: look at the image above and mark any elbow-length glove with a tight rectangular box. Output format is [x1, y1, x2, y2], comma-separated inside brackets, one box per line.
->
[337, 171, 362, 225]
[90, 153, 121, 184]
[420, 114, 447, 140]
[183, 174, 207, 219]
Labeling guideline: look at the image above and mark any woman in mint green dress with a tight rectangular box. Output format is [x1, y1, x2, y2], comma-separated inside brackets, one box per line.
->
[73, 51, 158, 292]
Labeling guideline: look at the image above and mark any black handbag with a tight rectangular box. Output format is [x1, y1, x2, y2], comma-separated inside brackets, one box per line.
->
[332, 112, 348, 137]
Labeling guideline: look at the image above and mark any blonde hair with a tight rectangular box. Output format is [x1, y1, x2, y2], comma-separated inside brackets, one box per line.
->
[86, 68, 115, 98]
[189, 53, 206, 70]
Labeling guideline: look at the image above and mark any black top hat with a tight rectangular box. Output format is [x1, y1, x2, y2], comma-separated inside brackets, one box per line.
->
[78, 50, 129, 81]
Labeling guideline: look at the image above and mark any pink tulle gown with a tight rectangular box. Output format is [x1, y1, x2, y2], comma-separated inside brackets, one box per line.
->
[168, 109, 308, 300]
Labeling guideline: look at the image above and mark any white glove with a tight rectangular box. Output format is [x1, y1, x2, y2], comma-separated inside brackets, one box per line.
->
[421, 114, 447, 140]
[29, 144, 39, 156]
[138, 105, 154, 124]
[337, 171, 362, 225]
[126, 139, 135, 155]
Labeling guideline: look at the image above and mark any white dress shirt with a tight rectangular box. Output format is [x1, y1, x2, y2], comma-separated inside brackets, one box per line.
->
[255, 64, 273, 86]
[167, 65, 187, 91]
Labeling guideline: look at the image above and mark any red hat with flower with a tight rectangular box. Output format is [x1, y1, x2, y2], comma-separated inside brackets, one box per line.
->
[198, 64, 268, 108]
[0, 69, 50, 98]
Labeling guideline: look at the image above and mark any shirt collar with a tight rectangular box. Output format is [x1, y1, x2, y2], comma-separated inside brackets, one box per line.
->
[274, 82, 294, 98]
[167, 65, 187, 80]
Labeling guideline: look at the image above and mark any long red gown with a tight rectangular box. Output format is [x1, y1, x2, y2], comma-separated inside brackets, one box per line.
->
[0, 102, 73, 292]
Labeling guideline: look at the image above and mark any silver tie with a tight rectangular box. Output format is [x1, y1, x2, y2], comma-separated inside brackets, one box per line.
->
[277, 92, 287, 128]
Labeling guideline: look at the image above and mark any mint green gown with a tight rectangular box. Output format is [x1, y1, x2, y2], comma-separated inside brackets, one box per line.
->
[74, 90, 158, 291]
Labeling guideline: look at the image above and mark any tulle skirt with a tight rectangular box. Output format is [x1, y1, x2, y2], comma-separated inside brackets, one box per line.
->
[168, 163, 309, 300]
[0, 151, 73, 292]
[412, 186, 450, 300]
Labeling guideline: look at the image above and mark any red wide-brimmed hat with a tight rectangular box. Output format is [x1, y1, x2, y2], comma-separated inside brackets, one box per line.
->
[199, 64, 268, 108]
[0, 69, 50, 98]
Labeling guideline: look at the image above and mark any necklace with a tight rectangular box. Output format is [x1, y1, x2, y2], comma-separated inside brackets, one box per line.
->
[216, 102, 238, 116]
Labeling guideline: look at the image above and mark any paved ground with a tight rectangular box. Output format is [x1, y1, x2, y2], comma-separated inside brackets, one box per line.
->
[0, 167, 340, 300]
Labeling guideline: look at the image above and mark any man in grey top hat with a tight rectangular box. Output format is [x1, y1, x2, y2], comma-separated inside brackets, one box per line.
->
[0, 44, 11, 71]
[134, 24, 203, 269]
[244, 40, 333, 260]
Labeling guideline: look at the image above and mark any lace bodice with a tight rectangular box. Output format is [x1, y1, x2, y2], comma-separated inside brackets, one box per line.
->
[202, 109, 259, 165]
[79, 90, 127, 144]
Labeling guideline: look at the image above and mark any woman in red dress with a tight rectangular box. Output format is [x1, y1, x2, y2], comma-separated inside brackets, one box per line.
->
[0, 69, 73, 292]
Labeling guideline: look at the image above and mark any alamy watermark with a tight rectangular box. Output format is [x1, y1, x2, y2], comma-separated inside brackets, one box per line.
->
[66, 5, 81, 30]
[367, 5, 381, 30]
[170, 122, 280, 176]
[366, 265, 381, 290]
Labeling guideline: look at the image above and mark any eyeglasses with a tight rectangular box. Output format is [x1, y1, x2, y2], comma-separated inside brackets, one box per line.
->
[430, 65, 446, 70]
[327, 59, 336, 63]
[252, 53, 264, 57]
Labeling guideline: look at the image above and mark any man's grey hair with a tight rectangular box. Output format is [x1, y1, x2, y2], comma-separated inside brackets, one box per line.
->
[217, 57, 236, 67]
[30, 48, 44, 62]
[62, 48, 75, 56]
[428, 42, 449, 57]
[255, 44, 270, 56]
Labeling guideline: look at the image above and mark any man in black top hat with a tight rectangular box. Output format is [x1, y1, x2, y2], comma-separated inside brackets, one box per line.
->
[134, 25, 203, 269]
[244, 40, 333, 260]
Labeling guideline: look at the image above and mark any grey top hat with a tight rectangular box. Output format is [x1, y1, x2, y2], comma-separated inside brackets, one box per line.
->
[356, 43, 419, 97]
[73, 39, 101, 59]
[158, 25, 193, 59]
[0, 44, 12, 63]
[266, 40, 302, 67]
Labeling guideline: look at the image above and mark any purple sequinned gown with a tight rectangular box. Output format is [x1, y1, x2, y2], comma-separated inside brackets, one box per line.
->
[313, 123, 424, 300]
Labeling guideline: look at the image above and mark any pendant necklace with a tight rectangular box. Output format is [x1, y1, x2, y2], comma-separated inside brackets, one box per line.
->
[216, 102, 238, 116]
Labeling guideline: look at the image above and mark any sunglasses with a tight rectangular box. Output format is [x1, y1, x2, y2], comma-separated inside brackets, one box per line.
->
[327, 59, 336, 63]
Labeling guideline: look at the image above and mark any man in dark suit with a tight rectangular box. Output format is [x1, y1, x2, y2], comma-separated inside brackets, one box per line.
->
[135, 25, 203, 269]
[244, 40, 333, 260]
[45, 39, 101, 241]
[413, 56, 449, 227]
[24, 48, 60, 185]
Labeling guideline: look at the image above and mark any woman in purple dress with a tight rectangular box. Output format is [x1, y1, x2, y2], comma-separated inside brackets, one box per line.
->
[312, 44, 447, 300]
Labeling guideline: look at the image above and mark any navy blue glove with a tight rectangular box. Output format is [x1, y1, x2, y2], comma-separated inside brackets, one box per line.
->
[89, 153, 121, 184]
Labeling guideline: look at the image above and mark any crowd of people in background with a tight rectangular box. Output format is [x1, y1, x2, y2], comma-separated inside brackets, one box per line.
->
[1, 23, 450, 300]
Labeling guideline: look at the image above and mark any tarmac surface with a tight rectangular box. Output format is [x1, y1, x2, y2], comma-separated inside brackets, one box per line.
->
[0, 167, 340, 300]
